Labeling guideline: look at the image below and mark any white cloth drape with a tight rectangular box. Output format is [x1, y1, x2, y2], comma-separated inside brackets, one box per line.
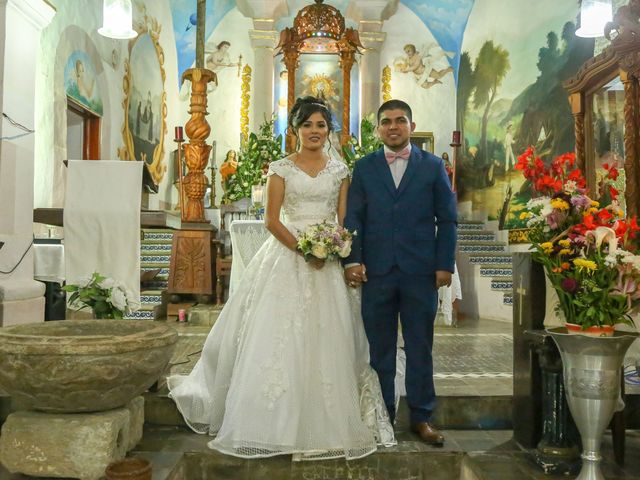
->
[228, 220, 270, 296]
[64, 160, 142, 308]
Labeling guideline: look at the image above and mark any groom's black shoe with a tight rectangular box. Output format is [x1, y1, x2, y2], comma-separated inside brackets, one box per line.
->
[410, 422, 444, 446]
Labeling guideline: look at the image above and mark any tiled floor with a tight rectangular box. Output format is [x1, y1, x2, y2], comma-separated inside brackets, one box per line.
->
[4, 316, 640, 479]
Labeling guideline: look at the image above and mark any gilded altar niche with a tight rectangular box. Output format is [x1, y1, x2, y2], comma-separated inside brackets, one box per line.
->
[565, 0, 640, 217]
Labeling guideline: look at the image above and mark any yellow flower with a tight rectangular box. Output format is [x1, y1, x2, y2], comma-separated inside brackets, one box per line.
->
[551, 198, 570, 211]
[559, 249, 572, 255]
[540, 242, 554, 254]
[519, 212, 531, 220]
[573, 258, 597, 271]
[617, 209, 625, 218]
[558, 239, 571, 248]
[585, 208, 598, 215]
[591, 200, 600, 207]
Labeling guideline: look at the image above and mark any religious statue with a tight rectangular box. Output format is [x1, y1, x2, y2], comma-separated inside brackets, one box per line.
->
[219, 149, 238, 189]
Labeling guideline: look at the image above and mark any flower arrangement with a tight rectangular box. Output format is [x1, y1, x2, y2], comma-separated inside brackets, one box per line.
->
[222, 116, 284, 204]
[62, 272, 136, 319]
[297, 221, 355, 261]
[342, 113, 383, 172]
[516, 147, 640, 332]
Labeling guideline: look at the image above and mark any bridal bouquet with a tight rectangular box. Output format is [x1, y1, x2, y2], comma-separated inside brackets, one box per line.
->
[63, 272, 136, 319]
[516, 147, 640, 332]
[297, 221, 355, 261]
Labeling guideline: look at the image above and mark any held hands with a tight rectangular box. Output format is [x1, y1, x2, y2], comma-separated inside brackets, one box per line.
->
[435, 270, 452, 289]
[344, 264, 367, 288]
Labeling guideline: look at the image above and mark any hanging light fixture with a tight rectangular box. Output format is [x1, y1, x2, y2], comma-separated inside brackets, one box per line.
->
[575, 0, 613, 38]
[98, 0, 138, 40]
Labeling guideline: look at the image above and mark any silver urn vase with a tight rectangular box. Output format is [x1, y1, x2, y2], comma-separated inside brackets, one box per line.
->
[548, 327, 638, 480]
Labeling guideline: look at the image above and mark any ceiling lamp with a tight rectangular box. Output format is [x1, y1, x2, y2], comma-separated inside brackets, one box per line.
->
[576, 0, 613, 38]
[294, 0, 345, 53]
[98, 0, 138, 40]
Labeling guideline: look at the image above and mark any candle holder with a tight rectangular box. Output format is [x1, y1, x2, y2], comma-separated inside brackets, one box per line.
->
[449, 130, 462, 193]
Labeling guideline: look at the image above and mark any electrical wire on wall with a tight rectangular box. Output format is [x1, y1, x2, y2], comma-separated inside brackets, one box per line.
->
[0, 237, 34, 275]
[1, 112, 35, 140]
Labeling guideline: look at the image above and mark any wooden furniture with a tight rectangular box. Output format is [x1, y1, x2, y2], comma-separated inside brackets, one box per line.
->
[214, 240, 232, 304]
[167, 229, 215, 296]
[564, 0, 640, 217]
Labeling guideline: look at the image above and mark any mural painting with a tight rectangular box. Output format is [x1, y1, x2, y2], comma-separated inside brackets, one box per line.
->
[64, 51, 103, 115]
[119, 6, 167, 188]
[456, 0, 594, 232]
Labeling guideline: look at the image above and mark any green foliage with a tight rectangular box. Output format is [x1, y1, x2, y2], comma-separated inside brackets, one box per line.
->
[222, 116, 284, 204]
[62, 272, 133, 319]
[342, 113, 383, 172]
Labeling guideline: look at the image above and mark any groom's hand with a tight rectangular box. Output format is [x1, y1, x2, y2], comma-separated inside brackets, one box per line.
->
[344, 264, 367, 288]
[435, 271, 452, 288]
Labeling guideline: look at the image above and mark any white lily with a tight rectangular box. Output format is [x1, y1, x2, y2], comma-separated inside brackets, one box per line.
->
[585, 226, 618, 253]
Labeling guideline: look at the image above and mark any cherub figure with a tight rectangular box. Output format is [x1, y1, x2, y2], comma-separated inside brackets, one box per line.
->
[394, 43, 454, 90]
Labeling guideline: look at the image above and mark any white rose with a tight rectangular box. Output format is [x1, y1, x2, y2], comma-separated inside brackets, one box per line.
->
[311, 244, 328, 259]
[338, 240, 352, 258]
[109, 287, 128, 312]
[99, 277, 116, 289]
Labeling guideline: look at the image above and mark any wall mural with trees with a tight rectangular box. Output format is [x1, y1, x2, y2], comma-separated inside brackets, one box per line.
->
[456, 0, 593, 233]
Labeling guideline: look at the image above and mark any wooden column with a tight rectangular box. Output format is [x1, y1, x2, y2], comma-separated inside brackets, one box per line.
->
[621, 72, 639, 217]
[340, 48, 356, 147]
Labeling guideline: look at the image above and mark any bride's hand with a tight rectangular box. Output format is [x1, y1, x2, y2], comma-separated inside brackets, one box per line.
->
[308, 257, 325, 270]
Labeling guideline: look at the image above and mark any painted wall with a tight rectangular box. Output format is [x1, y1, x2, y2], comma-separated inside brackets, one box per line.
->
[456, 0, 593, 224]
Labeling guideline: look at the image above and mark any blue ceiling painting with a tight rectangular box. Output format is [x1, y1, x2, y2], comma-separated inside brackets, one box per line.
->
[401, 0, 475, 82]
[169, 0, 475, 84]
[169, 0, 235, 84]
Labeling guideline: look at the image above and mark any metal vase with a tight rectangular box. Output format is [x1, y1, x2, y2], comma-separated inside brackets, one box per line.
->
[548, 327, 638, 480]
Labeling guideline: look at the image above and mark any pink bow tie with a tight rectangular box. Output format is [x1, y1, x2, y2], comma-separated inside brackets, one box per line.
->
[385, 149, 410, 165]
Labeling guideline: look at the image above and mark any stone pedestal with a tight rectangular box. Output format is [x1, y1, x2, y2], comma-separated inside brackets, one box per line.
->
[0, 397, 144, 480]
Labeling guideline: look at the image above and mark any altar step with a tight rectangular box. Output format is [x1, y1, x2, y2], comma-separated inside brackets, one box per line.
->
[125, 228, 174, 320]
[457, 221, 514, 320]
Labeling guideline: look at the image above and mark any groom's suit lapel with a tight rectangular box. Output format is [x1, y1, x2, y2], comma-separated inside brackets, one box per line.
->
[372, 148, 397, 197]
[396, 145, 419, 197]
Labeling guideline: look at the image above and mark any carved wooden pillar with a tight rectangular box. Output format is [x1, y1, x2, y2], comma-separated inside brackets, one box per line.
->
[283, 46, 300, 153]
[568, 93, 585, 173]
[340, 48, 356, 146]
[181, 68, 216, 223]
[621, 71, 639, 217]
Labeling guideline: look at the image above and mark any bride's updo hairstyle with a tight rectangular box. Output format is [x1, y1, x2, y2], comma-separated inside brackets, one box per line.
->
[288, 96, 334, 136]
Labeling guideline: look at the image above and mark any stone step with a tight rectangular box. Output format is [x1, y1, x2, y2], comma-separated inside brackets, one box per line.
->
[479, 266, 513, 277]
[503, 293, 513, 306]
[140, 255, 172, 265]
[142, 391, 513, 431]
[491, 278, 513, 291]
[457, 231, 497, 241]
[457, 222, 485, 231]
[469, 254, 513, 265]
[141, 243, 173, 253]
[458, 242, 507, 253]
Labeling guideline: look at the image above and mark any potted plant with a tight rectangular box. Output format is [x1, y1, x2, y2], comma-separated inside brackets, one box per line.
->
[516, 146, 639, 479]
[63, 272, 136, 319]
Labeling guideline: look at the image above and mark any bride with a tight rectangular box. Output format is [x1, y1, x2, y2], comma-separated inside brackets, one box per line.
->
[167, 96, 395, 460]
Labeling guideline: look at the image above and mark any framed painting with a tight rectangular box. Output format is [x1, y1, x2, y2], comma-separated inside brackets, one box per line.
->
[64, 51, 103, 116]
[410, 131, 434, 153]
[119, 15, 167, 187]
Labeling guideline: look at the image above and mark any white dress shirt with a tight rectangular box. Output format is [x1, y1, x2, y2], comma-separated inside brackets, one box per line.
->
[384, 144, 410, 188]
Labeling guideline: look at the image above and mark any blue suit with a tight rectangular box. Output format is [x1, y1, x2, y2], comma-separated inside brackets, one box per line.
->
[344, 145, 457, 424]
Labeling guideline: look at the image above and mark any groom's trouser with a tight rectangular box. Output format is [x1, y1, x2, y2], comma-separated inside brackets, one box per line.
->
[362, 266, 438, 425]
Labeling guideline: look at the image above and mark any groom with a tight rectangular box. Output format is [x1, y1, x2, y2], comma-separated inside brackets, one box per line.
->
[344, 99, 457, 445]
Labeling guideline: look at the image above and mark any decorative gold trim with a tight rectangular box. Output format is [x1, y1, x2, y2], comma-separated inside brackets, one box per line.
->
[508, 228, 531, 244]
[382, 65, 391, 102]
[411, 131, 434, 153]
[240, 64, 252, 145]
[118, 10, 167, 186]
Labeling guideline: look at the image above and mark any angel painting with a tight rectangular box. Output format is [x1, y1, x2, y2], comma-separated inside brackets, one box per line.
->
[394, 43, 454, 90]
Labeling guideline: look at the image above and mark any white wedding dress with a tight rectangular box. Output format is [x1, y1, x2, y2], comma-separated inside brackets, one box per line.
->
[167, 157, 396, 460]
